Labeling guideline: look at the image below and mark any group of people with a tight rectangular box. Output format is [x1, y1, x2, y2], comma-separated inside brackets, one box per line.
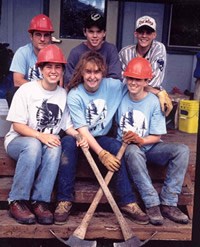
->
[4, 12, 190, 227]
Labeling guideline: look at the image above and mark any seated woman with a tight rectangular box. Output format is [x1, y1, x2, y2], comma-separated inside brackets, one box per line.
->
[54, 51, 149, 225]
[4, 44, 87, 225]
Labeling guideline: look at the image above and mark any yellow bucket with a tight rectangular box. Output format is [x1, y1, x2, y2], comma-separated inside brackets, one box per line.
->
[178, 100, 199, 133]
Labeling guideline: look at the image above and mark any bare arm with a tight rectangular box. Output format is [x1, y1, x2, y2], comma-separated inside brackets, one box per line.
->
[65, 126, 88, 149]
[77, 126, 103, 155]
[123, 131, 161, 147]
[13, 72, 28, 87]
[13, 122, 61, 148]
[144, 85, 160, 95]
[142, 135, 161, 146]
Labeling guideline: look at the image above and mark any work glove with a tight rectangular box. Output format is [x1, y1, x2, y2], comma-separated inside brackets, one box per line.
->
[98, 149, 120, 172]
[157, 90, 173, 117]
[122, 131, 144, 147]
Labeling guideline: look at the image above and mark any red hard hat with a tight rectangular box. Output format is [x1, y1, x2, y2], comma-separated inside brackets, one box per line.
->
[124, 57, 152, 79]
[28, 14, 54, 33]
[36, 44, 67, 66]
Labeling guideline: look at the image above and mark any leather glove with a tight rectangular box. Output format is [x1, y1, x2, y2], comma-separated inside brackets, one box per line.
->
[98, 149, 120, 172]
[157, 90, 173, 117]
[122, 131, 144, 147]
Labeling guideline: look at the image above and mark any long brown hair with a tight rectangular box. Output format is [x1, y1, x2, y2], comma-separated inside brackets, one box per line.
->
[67, 51, 107, 91]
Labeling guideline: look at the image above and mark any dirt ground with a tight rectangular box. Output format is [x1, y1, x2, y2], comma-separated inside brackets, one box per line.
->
[0, 239, 193, 247]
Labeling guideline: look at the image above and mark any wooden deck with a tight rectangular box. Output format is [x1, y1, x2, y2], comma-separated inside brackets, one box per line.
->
[0, 129, 197, 241]
[0, 210, 192, 241]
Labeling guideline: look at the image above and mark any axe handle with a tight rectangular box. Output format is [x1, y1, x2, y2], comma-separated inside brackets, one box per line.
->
[76, 136, 134, 240]
[73, 142, 128, 239]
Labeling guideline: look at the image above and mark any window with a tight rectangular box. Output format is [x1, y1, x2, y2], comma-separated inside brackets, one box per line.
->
[60, 0, 107, 40]
[164, 2, 200, 54]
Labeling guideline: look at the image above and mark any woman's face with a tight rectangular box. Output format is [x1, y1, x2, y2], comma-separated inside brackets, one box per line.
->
[82, 61, 103, 92]
[40, 63, 63, 90]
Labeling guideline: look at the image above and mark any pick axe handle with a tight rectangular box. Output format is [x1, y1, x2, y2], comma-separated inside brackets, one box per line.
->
[73, 142, 128, 239]
[77, 138, 134, 241]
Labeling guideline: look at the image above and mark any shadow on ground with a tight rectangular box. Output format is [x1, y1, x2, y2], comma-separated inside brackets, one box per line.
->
[0, 239, 193, 247]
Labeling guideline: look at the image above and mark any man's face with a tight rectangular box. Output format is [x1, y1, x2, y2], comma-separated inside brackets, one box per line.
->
[30, 31, 52, 52]
[134, 27, 156, 49]
[83, 26, 106, 50]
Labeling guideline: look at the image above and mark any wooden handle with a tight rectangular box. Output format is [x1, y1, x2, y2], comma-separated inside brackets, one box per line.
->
[79, 142, 134, 240]
[73, 142, 127, 239]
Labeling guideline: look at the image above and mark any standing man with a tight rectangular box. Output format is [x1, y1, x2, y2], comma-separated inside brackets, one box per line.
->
[64, 12, 122, 85]
[119, 15, 172, 116]
[7, 14, 54, 106]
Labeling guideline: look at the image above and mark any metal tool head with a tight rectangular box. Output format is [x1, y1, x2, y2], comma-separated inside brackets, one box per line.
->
[66, 235, 97, 247]
[113, 236, 141, 247]
[49, 230, 97, 247]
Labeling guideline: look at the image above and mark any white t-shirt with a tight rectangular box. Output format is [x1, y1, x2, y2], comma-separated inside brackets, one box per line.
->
[4, 80, 73, 150]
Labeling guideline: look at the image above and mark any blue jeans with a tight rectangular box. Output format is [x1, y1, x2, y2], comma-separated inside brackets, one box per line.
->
[57, 135, 136, 206]
[124, 142, 189, 208]
[7, 136, 61, 202]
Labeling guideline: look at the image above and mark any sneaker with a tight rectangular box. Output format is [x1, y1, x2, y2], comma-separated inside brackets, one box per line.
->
[32, 201, 53, 225]
[54, 201, 72, 225]
[9, 200, 36, 224]
[146, 206, 164, 225]
[161, 205, 189, 224]
[120, 202, 149, 225]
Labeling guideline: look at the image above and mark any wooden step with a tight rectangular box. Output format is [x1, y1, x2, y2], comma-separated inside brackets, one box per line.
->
[0, 177, 193, 206]
[0, 132, 197, 180]
[0, 210, 192, 240]
[0, 132, 196, 242]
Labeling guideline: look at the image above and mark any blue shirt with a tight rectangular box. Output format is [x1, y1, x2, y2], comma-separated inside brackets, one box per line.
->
[116, 92, 167, 151]
[10, 43, 42, 81]
[68, 78, 125, 136]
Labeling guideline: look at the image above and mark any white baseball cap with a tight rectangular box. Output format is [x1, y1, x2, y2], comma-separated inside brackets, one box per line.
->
[135, 16, 156, 31]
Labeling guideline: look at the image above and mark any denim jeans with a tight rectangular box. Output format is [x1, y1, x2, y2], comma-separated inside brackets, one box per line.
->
[7, 136, 61, 202]
[57, 135, 136, 206]
[124, 142, 189, 208]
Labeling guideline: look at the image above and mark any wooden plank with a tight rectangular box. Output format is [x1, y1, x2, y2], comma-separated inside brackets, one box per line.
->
[0, 138, 16, 176]
[0, 210, 192, 240]
[162, 130, 197, 166]
[0, 178, 108, 204]
[0, 177, 193, 205]
[0, 130, 197, 178]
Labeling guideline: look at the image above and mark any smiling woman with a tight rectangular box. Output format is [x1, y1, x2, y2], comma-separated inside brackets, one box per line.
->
[3, 44, 85, 226]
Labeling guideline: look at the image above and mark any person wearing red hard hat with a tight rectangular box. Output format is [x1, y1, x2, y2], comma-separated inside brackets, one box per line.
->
[119, 16, 172, 117]
[6, 14, 55, 107]
[123, 57, 153, 80]
[10, 14, 54, 87]
[115, 57, 189, 226]
[4, 44, 88, 225]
